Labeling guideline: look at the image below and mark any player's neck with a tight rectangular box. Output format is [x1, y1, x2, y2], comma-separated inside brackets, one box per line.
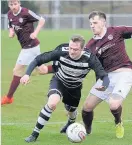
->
[94, 27, 107, 39]
[13, 6, 22, 16]
[73, 52, 83, 60]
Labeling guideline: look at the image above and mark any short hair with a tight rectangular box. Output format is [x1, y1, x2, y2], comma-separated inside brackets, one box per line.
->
[89, 11, 106, 20]
[70, 34, 85, 49]
[8, 0, 20, 3]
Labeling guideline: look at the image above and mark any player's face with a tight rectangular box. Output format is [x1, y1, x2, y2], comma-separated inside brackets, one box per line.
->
[8, 0, 20, 14]
[69, 40, 82, 60]
[89, 15, 106, 36]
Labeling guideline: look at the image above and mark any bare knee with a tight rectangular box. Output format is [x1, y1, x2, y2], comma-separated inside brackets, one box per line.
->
[83, 100, 94, 112]
[47, 94, 60, 110]
[83, 95, 102, 112]
[109, 94, 123, 110]
[47, 102, 57, 111]
[13, 66, 25, 77]
[109, 101, 121, 110]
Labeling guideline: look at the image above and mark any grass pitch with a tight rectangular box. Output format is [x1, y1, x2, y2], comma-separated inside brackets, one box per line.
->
[1, 30, 132, 145]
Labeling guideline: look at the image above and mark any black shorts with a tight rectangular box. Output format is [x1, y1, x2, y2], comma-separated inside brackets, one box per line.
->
[48, 75, 82, 107]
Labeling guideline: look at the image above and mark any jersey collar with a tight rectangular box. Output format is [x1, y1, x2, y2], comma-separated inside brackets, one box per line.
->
[93, 28, 107, 40]
[13, 7, 22, 16]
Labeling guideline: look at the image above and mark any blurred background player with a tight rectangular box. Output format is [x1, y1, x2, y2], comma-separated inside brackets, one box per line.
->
[1, 0, 45, 105]
[82, 11, 132, 138]
[20, 34, 110, 142]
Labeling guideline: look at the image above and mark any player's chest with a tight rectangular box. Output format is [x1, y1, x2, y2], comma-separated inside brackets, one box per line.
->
[92, 35, 115, 56]
[9, 15, 27, 30]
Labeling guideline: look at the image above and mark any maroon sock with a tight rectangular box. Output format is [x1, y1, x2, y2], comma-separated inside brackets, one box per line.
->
[82, 110, 93, 131]
[7, 75, 21, 98]
[110, 106, 122, 124]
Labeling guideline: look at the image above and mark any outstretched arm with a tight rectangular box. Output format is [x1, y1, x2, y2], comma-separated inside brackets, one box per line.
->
[89, 53, 110, 91]
[20, 48, 63, 85]
[115, 26, 132, 39]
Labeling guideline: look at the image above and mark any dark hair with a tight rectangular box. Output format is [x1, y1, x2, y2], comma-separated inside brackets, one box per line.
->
[70, 34, 85, 49]
[89, 11, 106, 20]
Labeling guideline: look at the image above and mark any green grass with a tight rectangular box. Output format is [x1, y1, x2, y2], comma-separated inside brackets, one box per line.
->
[1, 30, 132, 145]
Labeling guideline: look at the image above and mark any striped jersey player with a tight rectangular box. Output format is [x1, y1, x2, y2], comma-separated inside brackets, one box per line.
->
[20, 35, 110, 142]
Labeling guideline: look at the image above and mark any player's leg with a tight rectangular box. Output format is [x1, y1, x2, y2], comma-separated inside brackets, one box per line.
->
[82, 94, 102, 134]
[25, 75, 63, 142]
[1, 63, 26, 105]
[108, 71, 132, 138]
[60, 85, 82, 133]
[2, 45, 42, 105]
[25, 93, 61, 143]
[82, 79, 105, 134]
[60, 104, 77, 133]
[109, 94, 124, 139]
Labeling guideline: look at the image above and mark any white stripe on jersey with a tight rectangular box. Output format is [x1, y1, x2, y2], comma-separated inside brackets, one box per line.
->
[28, 10, 41, 20]
[83, 52, 91, 58]
[58, 68, 84, 82]
[60, 57, 89, 67]
[60, 63, 89, 76]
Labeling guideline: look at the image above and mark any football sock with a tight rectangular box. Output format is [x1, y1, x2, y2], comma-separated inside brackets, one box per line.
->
[32, 104, 53, 135]
[82, 110, 93, 128]
[110, 105, 122, 124]
[68, 110, 77, 123]
[7, 75, 21, 98]
[47, 65, 54, 73]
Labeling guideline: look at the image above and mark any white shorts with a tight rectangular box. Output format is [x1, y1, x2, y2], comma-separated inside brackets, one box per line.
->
[90, 71, 132, 101]
[16, 45, 41, 65]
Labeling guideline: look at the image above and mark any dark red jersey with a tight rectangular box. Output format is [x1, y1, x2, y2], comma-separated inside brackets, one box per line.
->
[85, 26, 132, 72]
[8, 7, 41, 49]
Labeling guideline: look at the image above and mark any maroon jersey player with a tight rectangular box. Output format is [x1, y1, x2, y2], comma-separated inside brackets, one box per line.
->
[1, 0, 45, 105]
[82, 11, 132, 139]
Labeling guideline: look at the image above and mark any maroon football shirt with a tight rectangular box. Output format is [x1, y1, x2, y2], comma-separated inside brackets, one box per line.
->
[8, 7, 41, 49]
[85, 26, 132, 72]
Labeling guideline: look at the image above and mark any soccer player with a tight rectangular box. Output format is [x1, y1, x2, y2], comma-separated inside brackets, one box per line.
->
[1, 0, 45, 105]
[81, 11, 132, 138]
[20, 34, 110, 142]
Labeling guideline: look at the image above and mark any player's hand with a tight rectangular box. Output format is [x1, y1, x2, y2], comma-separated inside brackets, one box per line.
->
[9, 28, 15, 38]
[20, 75, 30, 85]
[95, 86, 106, 91]
[30, 32, 37, 39]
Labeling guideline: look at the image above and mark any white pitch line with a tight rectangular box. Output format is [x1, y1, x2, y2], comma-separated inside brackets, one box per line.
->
[2, 120, 132, 126]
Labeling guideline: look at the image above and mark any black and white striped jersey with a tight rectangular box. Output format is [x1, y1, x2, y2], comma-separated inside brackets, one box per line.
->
[27, 43, 108, 88]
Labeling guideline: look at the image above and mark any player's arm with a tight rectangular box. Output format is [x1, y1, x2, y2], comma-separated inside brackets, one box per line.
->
[122, 32, 132, 39]
[31, 17, 45, 39]
[8, 14, 15, 38]
[28, 10, 45, 39]
[8, 28, 15, 38]
[20, 49, 62, 85]
[88, 53, 110, 91]
[115, 26, 132, 39]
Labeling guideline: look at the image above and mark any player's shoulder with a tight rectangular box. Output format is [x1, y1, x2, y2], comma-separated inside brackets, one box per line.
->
[85, 38, 95, 49]
[107, 26, 124, 32]
[21, 7, 29, 14]
[7, 10, 12, 17]
[55, 43, 69, 51]
[82, 50, 91, 59]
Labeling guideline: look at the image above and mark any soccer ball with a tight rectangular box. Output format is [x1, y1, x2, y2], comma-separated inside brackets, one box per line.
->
[66, 123, 86, 143]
